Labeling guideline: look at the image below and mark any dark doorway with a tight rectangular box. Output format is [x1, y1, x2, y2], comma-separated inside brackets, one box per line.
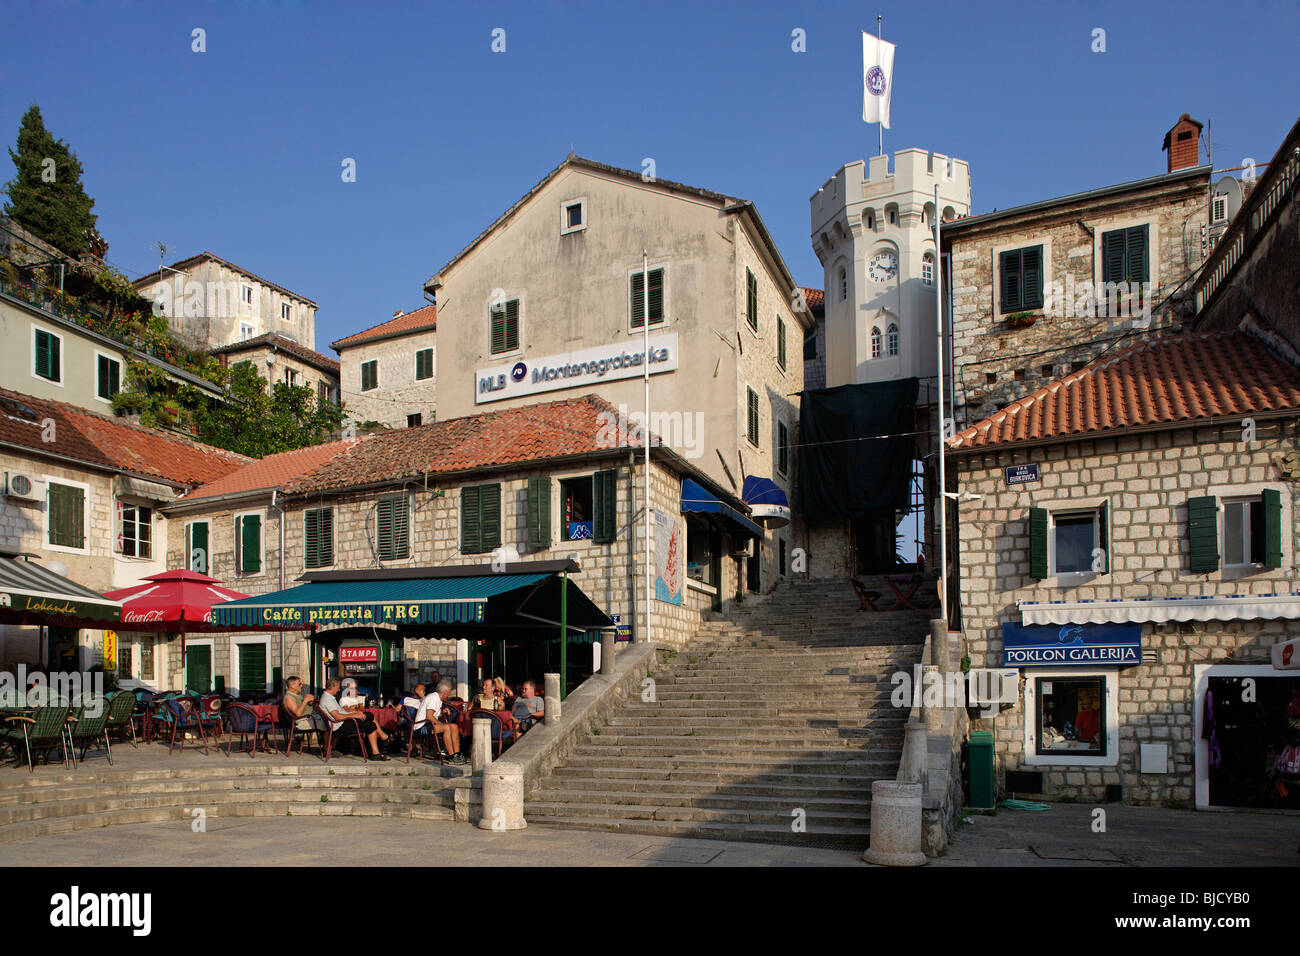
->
[852, 512, 897, 574]
[46, 626, 77, 671]
[1206, 675, 1300, 809]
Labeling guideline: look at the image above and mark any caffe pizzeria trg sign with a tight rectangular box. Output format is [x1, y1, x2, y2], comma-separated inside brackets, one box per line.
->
[212, 600, 487, 629]
[474, 333, 679, 404]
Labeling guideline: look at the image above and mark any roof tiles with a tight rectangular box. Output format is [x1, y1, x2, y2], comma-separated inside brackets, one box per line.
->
[332, 305, 437, 350]
[183, 438, 368, 501]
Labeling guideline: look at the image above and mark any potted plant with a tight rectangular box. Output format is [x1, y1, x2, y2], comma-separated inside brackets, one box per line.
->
[1006, 310, 1038, 329]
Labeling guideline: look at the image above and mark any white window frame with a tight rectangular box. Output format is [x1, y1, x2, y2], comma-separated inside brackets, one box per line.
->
[1090, 216, 1158, 314]
[991, 236, 1053, 318]
[1022, 668, 1120, 767]
[116, 499, 154, 560]
[43, 475, 90, 555]
[414, 347, 434, 382]
[1211, 195, 1227, 224]
[239, 321, 256, 341]
[871, 327, 881, 359]
[240, 284, 254, 309]
[922, 253, 935, 286]
[560, 197, 587, 235]
[1036, 494, 1110, 585]
[31, 323, 64, 387]
[627, 262, 668, 334]
[886, 323, 899, 357]
[1221, 496, 1261, 570]
[234, 510, 265, 576]
[280, 302, 293, 321]
[1050, 508, 1101, 578]
[229, 635, 272, 697]
[93, 349, 121, 405]
[1206, 480, 1290, 580]
[284, 367, 299, 387]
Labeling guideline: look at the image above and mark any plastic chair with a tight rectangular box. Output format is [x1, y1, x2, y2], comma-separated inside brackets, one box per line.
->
[68, 699, 112, 766]
[104, 691, 137, 748]
[0, 705, 72, 771]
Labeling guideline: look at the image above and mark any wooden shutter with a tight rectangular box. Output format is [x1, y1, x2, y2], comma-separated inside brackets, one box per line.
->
[491, 301, 519, 352]
[593, 469, 617, 544]
[189, 521, 209, 573]
[239, 514, 261, 573]
[305, 507, 333, 568]
[480, 484, 501, 552]
[48, 484, 83, 549]
[391, 496, 409, 559]
[1000, 250, 1021, 312]
[1127, 225, 1149, 283]
[35, 330, 59, 380]
[416, 349, 432, 380]
[1022, 246, 1043, 309]
[98, 355, 119, 399]
[1097, 500, 1110, 573]
[1102, 230, 1126, 283]
[1028, 507, 1048, 579]
[1262, 488, 1283, 569]
[648, 268, 664, 325]
[746, 270, 758, 330]
[527, 477, 551, 550]
[747, 388, 759, 446]
[461, 486, 481, 553]
[777, 316, 787, 370]
[238, 643, 267, 694]
[1187, 495, 1220, 573]
[630, 272, 645, 329]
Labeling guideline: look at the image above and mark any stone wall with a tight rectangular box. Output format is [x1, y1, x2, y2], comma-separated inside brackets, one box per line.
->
[337, 328, 437, 429]
[952, 418, 1300, 805]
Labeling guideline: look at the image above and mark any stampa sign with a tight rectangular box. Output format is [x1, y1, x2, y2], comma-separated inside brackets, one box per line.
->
[474, 334, 678, 404]
[1001, 621, 1141, 667]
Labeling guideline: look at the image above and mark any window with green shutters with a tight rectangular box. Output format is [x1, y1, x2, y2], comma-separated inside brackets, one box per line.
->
[526, 477, 551, 550]
[97, 355, 120, 400]
[415, 348, 434, 381]
[235, 513, 262, 573]
[490, 299, 520, 354]
[777, 316, 787, 370]
[1028, 507, 1049, 579]
[186, 521, 209, 573]
[593, 469, 617, 544]
[237, 642, 267, 695]
[745, 269, 758, 331]
[34, 328, 61, 381]
[1263, 489, 1283, 568]
[47, 482, 85, 549]
[376, 495, 410, 560]
[999, 245, 1044, 314]
[304, 507, 334, 568]
[361, 360, 378, 392]
[630, 268, 665, 328]
[459, 484, 501, 554]
[746, 387, 759, 447]
[1101, 224, 1149, 284]
[1029, 505, 1108, 578]
[1187, 495, 1220, 573]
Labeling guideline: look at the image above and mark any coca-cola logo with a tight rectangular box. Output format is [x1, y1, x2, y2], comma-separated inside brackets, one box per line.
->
[123, 610, 167, 623]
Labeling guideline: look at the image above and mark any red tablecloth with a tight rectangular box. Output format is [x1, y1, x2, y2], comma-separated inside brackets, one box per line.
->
[249, 704, 280, 724]
[460, 709, 517, 736]
[365, 707, 399, 733]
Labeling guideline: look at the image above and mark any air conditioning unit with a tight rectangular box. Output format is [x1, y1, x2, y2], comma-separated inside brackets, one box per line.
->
[967, 668, 1019, 706]
[4, 473, 44, 502]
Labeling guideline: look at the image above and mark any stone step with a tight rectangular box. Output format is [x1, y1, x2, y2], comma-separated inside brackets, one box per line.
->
[523, 799, 872, 828]
[529, 816, 867, 850]
[599, 721, 903, 737]
[569, 744, 900, 761]
[548, 764, 885, 787]
[529, 786, 871, 812]
[562, 753, 898, 773]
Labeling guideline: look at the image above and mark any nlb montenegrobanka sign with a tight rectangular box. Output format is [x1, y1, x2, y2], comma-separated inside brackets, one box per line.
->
[474, 334, 678, 404]
[1001, 621, 1141, 667]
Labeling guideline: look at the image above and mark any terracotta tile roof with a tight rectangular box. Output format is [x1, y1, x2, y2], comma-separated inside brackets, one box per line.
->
[948, 331, 1300, 452]
[800, 287, 825, 310]
[287, 394, 649, 494]
[0, 387, 251, 488]
[213, 333, 340, 375]
[332, 305, 437, 350]
[183, 438, 368, 501]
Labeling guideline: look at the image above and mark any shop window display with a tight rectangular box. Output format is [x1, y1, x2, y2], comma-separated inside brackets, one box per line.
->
[1035, 677, 1104, 755]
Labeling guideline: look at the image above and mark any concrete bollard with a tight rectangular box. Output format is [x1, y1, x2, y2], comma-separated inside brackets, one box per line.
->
[477, 762, 526, 831]
[929, 619, 948, 673]
[543, 672, 561, 726]
[863, 780, 926, 866]
[924, 664, 946, 735]
[471, 717, 492, 772]
[600, 631, 616, 676]
[900, 719, 928, 787]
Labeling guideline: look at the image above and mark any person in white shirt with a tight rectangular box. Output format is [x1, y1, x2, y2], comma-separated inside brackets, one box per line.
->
[401, 681, 464, 763]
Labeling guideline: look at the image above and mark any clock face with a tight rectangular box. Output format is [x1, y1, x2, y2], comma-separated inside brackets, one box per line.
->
[869, 252, 899, 282]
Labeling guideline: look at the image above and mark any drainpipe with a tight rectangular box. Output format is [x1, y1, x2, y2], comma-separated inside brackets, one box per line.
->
[272, 489, 285, 688]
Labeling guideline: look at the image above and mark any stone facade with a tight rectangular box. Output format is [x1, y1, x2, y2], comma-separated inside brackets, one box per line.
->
[952, 418, 1300, 806]
[944, 167, 1210, 424]
[336, 326, 437, 429]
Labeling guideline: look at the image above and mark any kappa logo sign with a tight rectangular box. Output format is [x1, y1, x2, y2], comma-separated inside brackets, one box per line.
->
[50, 886, 151, 936]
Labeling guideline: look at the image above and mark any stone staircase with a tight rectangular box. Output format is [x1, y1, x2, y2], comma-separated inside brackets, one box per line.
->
[0, 757, 469, 846]
[526, 576, 933, 848]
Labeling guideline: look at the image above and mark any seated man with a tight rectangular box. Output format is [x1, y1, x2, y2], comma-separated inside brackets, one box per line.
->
[282, 676, 319, 731]
[401, 682, 466, 764]
[318, 677, 389, 760]
[511, 680, 545, 733]
[339, 678, 365, 708]
[472, 678, 501, 711]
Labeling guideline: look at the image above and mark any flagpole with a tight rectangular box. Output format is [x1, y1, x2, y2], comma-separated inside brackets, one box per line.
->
[877, 15, 884, 157]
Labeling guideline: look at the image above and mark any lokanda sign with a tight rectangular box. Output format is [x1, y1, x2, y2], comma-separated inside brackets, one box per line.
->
[1001, 621, 1142, 667]
[474, 334, 678, 404]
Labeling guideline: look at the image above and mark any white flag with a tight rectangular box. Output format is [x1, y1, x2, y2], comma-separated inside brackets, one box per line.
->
[862, 33, 895, 129]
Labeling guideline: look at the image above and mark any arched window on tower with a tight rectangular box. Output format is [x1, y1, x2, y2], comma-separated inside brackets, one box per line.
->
[871, 326, 882, 359]
[838, 266, 848, 302]
[887, 323, 899, 356]
[922, 252, 935, 286]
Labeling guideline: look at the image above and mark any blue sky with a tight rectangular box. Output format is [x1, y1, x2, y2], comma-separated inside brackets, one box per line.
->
[1, 0, 1295, 350]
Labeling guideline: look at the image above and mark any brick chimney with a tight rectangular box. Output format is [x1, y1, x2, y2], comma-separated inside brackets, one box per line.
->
[1162, 114, 1203, 172]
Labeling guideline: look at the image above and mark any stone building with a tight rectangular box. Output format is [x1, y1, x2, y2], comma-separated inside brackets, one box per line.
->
[942, 115, 1212, 425]
[948, 330, 1300, 808]
[166, 393, 760, 697]
[800, 286, 826, 391]
[331, 305, 437, 428]
[133, 251, 318, 355]
[213, 331, 341, 406]
[0, 385, 249, 674]
[419, 155, 807, 596]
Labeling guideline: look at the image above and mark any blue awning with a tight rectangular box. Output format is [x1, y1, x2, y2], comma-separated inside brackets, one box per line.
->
[680, 479, 762, 538]
[212, 573, 552, 629]
[742, 476, 791, 528]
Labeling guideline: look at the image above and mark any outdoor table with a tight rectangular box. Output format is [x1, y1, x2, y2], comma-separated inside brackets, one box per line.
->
[460, 708, 518, 737]
[248, 703, 280, 724]
[363, 707, 399, 733]
[884, 574, 925, 610]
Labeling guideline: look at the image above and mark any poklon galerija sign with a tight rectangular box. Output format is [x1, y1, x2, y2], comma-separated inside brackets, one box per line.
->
[474, 334, 678, 404]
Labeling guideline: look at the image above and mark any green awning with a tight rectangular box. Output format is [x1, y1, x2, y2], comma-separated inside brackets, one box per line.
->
[0, 555, 122, 624]
[211, 573, 552, 629]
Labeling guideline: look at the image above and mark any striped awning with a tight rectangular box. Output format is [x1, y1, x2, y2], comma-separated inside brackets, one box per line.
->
[1020, 592, 1300, 626]
[0, 555, 122, 623]
[211, 573, 552, 629]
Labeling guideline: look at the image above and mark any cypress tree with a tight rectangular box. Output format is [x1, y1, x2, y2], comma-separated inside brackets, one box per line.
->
[3, 105, 98, 257]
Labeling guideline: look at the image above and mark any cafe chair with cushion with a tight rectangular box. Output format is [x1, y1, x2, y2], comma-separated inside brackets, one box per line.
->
[197, 694, 225, 741]
[399, 704, 445, 766]
[104, 691, 137, 748]
[165, 696, 210, 755]
[224, 701, 278, 757]
[0, 705, 72, 772]
[68, 699, 113, 767]
[313, 703, 367, 764]
[281, 700, 322, 758]
[471, 709, 515, 757]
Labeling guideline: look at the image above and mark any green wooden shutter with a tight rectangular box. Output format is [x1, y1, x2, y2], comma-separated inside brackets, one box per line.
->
[319, 507, 333, 566]
[777, 316, 787, 370]
[238, 643, 267, 695]
[305, 508, 333, 568]
[1000, 250, 1021, 313]
[746, 270, 758, 330]
[376, 498, 393, 558]
[461, 486, 481, 553]
[480, 483, 501, 551]
[240, 514, 261, 573]
[97, 355, 119, 399]
[593, 469, 617, 544]
[48, 484, 84, 549]
[648, 268, 664, 325]
[35, 330, 60, 381]
[188, 521, 209, 572]
[747, 388, 759, 446]
[1097, 500, 1110, 573]
[630, 272, 645, 329]
[1102, 230, 1126, 283]
[1022, 246, 1043, 309]
[491, 307, 504, 353]
[1262, 488, 1283, 569]
[1187, 495, 1220, 573]
[527, 477, 551, 550]
[1127, 225, 1149, 283]
[1029, 507, 1048, 580]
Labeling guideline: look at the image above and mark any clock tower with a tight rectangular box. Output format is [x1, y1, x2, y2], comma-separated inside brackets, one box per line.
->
[810, 148, 971, 390]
